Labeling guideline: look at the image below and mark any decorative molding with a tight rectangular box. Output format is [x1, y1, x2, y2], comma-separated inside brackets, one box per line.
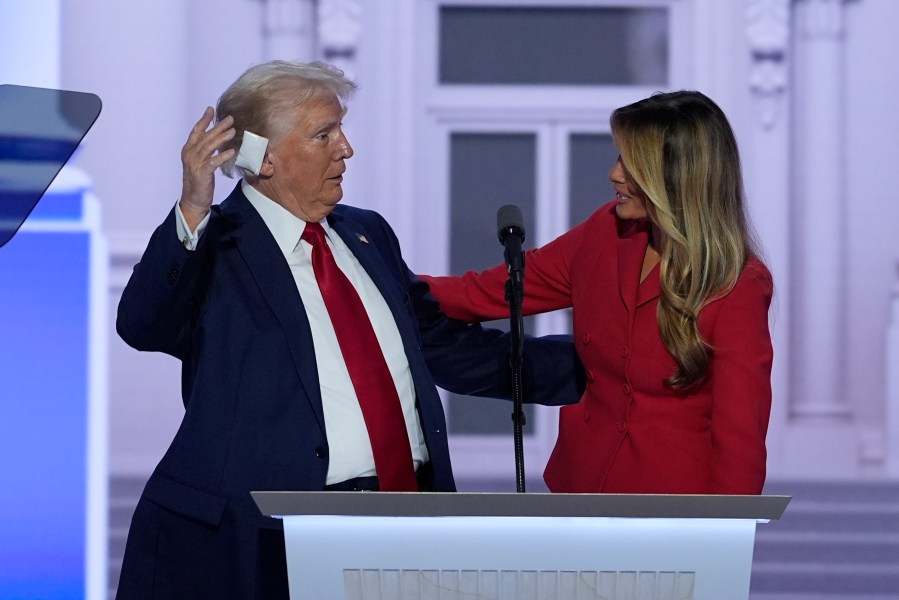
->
[262, 0, 317, 61]
[746, 0, 791, 129]
[343, 569, 696, 600]
[317, 0, 363, 79]
[796, 0, 846, 40]
[263, 0, 305, 37]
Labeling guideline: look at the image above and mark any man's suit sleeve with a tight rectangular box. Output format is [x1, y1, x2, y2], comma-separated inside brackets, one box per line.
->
[411, 271, 583, 406]
[116, 206, 209, 360]
[364, 211, 580, 406]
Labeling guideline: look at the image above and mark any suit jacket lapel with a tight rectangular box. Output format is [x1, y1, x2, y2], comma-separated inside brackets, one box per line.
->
[220, 188, 327, 433]
[617, 235, 643, 315]
[636, 262, 661, 307]
[328, 212, 416, 351]
[617, 221, 661, 311]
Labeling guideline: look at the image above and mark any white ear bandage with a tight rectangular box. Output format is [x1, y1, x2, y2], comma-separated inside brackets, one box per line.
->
[234, 131, 269, 175]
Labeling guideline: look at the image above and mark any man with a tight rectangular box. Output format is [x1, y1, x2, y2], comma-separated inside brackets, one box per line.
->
[115, 61, 576, 599]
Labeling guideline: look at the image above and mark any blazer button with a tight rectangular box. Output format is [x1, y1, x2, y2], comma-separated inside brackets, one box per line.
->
[167, 262, 180, 283]
[617, 420, 627, 432]
[586, 369, 595, 382]
[582, 332, 591, 345]
[314, 446, 327, 458]
[622, 383, 632, 396]
[619, 345, 629, 358]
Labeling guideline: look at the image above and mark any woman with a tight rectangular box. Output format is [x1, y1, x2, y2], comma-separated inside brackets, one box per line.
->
[422, 91, 773, 494]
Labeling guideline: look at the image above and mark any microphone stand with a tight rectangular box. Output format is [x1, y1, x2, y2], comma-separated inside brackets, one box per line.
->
[505, 271, 527, 493]
[497, 204, 527, 493]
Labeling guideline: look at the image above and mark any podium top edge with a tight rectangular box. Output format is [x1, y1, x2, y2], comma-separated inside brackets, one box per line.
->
[250, 491, 791, 521]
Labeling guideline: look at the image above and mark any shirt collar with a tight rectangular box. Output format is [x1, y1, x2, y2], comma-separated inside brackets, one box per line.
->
[241, 180, 334, 257]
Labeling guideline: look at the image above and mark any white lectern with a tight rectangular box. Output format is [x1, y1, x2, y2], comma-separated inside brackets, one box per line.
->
[252, 491, 789, 600]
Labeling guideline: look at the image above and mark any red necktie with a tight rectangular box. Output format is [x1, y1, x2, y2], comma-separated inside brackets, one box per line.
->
[302, 222, 418, 491]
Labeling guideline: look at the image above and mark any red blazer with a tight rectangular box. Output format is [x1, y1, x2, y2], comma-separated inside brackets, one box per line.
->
[422, 202, 773, 494]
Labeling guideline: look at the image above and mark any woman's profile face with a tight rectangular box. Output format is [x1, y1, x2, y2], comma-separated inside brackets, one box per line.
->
[608, 157, 649, 221]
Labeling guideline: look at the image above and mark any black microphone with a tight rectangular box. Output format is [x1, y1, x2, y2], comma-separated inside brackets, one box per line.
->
[496, 204, 526, 281]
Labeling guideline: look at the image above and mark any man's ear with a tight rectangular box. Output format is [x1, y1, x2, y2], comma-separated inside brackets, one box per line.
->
[258, 154, 275, 177]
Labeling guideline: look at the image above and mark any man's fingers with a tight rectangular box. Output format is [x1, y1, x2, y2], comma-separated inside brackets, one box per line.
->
[198, 115, 234, 147]
[188, 129, 236, 172]
[186, 111, 234, 152]
[190, 106, 216, 135]
[209, 148, 236, 169]
[210, 114, 234, 135]
[183, 121, 236, 168]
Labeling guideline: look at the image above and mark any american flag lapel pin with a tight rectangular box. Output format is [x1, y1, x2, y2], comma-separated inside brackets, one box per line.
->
[357, 233, 369, 244]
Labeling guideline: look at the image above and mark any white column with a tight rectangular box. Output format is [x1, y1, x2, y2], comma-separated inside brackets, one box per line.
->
[790, 0, 850, 420]
[263, 0, 318, 61]
[744, 0, 792, 471]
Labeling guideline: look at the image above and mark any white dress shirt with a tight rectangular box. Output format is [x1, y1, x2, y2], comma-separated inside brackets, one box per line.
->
[175, 182, 428, 484]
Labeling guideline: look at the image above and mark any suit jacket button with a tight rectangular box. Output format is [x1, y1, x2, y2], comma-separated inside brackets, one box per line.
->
[617, 420, 627, 432]
[314, 446, 327, 458]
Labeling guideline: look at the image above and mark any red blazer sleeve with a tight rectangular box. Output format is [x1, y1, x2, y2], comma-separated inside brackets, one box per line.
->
[421, 217, 594, 321]
[707, 261, 774, 494]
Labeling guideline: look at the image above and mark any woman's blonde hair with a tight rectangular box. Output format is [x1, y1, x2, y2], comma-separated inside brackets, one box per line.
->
[611, 91, 759, 389]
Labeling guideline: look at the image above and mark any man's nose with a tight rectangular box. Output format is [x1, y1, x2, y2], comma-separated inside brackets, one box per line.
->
[337, 135, 354, 159]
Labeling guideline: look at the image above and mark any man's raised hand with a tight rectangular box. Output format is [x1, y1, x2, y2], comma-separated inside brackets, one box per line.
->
[179, 107, 235, 230]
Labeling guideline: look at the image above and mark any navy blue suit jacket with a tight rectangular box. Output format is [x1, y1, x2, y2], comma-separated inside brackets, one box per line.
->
[115, 184, 577, 599]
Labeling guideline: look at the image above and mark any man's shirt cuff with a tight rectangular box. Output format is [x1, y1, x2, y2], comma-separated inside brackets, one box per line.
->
[174, 202, 210, 250]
